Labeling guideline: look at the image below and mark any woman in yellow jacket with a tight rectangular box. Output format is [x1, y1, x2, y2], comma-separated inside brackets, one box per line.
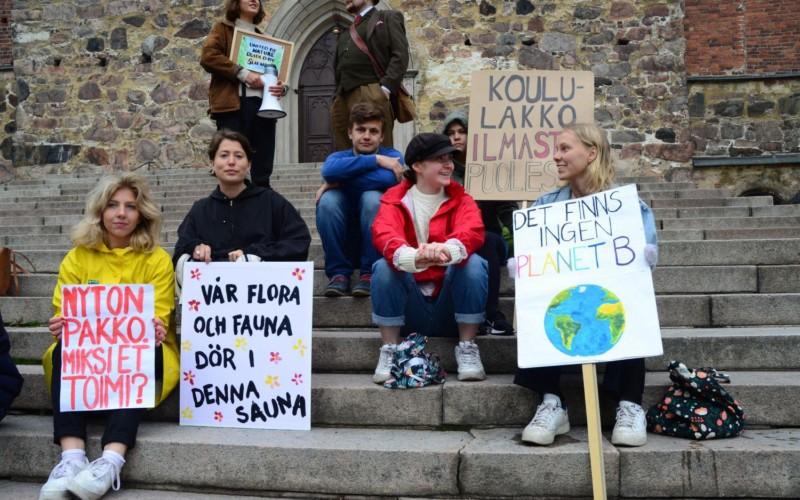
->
[40, 173, 178, 500]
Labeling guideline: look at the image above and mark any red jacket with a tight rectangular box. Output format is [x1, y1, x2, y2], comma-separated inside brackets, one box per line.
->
[372, 180, 485, 296]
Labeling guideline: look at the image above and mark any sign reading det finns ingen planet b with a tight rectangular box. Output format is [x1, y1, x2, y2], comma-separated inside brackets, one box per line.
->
[466, 70, 594, 201]
[511, 185, 662, 368]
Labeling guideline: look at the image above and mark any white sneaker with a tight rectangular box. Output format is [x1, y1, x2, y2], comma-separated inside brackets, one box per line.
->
[522, 398, 570, 445]
[611, 400, 647, 447]
[39, 457, 88, 500]
[67, 457, 121, 500]
[455, 340, 486, 381]
[373, 343, 396, 384]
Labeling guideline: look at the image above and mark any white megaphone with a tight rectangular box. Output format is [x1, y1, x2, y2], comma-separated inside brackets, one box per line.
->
[257, 65, 286, 119]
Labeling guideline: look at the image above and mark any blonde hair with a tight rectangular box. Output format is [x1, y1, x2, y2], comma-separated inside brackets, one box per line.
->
[561, 123, 615, 193]
[70, 173, 162, 252]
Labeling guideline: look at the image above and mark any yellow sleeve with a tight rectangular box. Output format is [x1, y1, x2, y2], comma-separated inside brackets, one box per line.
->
[51, 248, 84, 317]
[149, 248, 175, 330]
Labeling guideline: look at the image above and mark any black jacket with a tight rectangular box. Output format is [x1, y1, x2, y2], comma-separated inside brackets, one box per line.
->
[0, 311, 24, 422]
[174, 183, 311, 264]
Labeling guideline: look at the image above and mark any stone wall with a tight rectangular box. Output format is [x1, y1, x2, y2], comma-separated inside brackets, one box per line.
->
[6, 0, 220, 176]
[689, 79, 800, 157]
[0, 0, 761, 182]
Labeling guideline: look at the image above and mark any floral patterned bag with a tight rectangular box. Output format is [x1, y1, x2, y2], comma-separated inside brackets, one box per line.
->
[384, 333, 446, 389]
[646, 360, 745, 440]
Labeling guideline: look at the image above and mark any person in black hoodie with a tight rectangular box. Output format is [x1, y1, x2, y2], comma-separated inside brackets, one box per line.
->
[0, 310, 24, 423]
[173, 131, 311, 291]
[442, 109, 517, 336]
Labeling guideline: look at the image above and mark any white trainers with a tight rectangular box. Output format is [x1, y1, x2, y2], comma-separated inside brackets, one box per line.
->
[373, 343, 396, 384]
[67, 457, 121, 500]
[522, 396, 570, 445]
[40, 457, 89, 500]
[611, 400, 647, 447]
[454, 340, 486, 381]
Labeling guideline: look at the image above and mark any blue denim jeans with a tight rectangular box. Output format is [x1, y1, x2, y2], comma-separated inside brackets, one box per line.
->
[316, 189, 382, 277]
[370, 254, 488, 337]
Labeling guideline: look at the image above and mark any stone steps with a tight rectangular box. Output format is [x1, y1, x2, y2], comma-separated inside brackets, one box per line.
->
[7, 239, 800, 274]
[3, 293, 800, 327]
[1, 415, 798, 498]
[10, 326, 799, 372]
[0, 481, 273, 500]
[4, 203, 799, 232]
[11, 367, 800, 427]
[12, 264, 800, 297]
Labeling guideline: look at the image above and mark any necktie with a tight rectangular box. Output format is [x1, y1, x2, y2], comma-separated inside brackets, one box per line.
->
[354, 14, 362, 26]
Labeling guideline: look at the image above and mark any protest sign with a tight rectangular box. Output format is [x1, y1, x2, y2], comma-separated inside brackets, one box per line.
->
[512, 184, 662, 368]
[179, 262, 313, 430]
[466, 70, 594, 201]
[230, 28, 293, 82]
[60, 284, 156, 412]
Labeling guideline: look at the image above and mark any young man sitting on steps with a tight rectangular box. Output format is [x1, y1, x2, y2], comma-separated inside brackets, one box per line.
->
[316, 102, 404, 298]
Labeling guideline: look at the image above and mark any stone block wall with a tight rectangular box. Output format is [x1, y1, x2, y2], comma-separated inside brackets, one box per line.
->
[688, 79, 800, 157]
[413, 0, 691, 178]
[7, 0, 220, 175]
[1, 0, 695, 179]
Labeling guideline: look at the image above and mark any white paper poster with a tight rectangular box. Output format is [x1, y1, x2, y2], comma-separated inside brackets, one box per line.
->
[60, 284, 156, 411]
[512, 184, 662, 368]
[179, 262, 313, 430]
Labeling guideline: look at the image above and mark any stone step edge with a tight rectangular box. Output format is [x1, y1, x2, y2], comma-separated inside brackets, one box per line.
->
[1, 415, 799, 498]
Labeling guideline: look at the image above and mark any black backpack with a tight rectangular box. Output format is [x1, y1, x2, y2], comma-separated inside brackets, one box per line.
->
[646, 361, 744, 440]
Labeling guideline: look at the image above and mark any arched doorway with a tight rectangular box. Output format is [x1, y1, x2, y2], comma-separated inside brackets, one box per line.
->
[266, 0, 416, 164]
[298, 29, 340, 162]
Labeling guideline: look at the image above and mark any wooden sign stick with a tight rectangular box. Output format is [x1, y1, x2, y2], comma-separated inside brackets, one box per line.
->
[582, 363, 607, 500]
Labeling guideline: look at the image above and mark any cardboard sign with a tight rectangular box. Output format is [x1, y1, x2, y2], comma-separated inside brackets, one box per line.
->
[60, 284, 156, 412]
[466, 70, 594, 201]
[179, 262, 313, 430]
[230, 28, 293, 82]
[512, 184, 662, 368]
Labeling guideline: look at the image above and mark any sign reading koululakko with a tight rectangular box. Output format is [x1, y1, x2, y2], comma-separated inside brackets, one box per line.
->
[179, 262, 312, 430]
[467, 70, 594, 201]
[60, 284, 156, 412]
[511, 184, 662, 368]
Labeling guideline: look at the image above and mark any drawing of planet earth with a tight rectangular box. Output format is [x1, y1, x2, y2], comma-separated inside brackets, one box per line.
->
[544, 284, 625, 356]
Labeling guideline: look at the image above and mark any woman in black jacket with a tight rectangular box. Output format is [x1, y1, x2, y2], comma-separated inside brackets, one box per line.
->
[174, 131, 311, 290]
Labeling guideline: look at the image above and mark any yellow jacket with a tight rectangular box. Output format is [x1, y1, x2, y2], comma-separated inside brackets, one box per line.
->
[42, 244, 179, 406]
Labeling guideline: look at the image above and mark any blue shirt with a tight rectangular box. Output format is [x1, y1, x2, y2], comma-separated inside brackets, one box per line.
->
[321, 146, 404, 193]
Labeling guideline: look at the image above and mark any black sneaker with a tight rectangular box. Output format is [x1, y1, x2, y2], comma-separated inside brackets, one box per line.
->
[324, 275, 350, 297]
[481, 312, 515, 336]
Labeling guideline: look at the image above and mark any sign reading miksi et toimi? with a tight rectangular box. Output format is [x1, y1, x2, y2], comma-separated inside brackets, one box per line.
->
[60, 284, 156, 412]
[179, 262, 313, 431]
[511, 185, 662, 368]
[466, 70, 594, 201]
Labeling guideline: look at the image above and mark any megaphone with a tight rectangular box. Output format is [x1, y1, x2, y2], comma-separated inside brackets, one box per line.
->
[257, 65, 286, 120]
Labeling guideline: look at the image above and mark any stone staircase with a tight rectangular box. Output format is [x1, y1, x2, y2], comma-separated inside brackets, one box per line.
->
[1, 164, 799, 498]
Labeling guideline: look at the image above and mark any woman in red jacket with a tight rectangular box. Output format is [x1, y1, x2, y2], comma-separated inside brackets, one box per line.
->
[370, 133, 488, 384]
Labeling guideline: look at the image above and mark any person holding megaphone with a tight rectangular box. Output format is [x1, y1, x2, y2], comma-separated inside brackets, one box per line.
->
[201, 0, 288, 189]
